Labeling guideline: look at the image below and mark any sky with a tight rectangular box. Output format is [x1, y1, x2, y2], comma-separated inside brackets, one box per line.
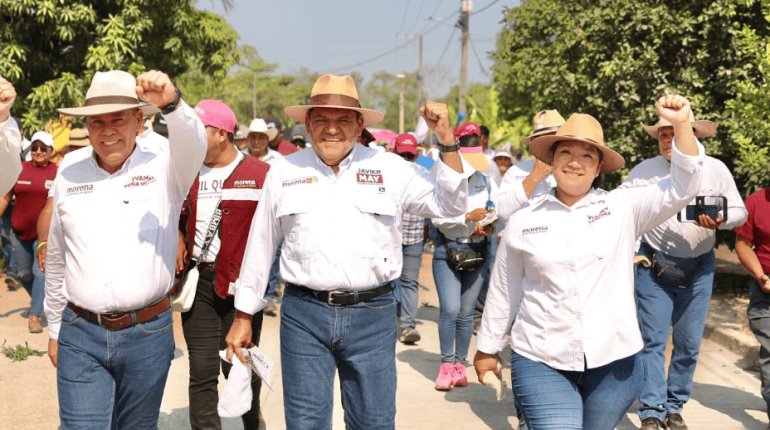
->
[199, 0, 516, 98]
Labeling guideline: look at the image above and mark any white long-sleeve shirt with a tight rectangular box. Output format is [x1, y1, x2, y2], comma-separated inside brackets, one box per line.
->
[620, 155, 747, 257]
[496, 159, 556, 222]
[432, 170, 503, 241]
[477, 142, 704, 371]
[0, 117, 22, 196]
[44, 102, 207, 340]
[234, 144, 473, 315]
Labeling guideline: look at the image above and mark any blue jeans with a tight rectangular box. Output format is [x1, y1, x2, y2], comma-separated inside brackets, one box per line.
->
[11, 232, 44, 317]
[432, 240, 489, 363]
[635, 245, 715, 421]
[510, 351, 641, 430]
[1, 203, 16, 275]
[57, 306, 175, 429]
[396, 241, 423, 329]
[265, 242, 283, 299]
[280, 286, 397, 430]
[475, 235, 499, 317]
[748, 278, 770, 421]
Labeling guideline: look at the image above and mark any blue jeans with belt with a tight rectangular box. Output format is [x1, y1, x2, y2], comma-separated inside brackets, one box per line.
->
[57, 306, 174, 429]
[280, 285, 397, 429]
[510, 351, 641, 429]
[635, 243, 715, 421]
[432, 239, 489, 363]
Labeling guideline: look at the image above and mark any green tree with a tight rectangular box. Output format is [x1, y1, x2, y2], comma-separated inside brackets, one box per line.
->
[0, 0, 240, 132]
[493, 0, 770, 193]
[360, 71, 421, 133]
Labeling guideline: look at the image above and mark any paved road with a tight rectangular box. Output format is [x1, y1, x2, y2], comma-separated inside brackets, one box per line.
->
[0, 252, 768, 429]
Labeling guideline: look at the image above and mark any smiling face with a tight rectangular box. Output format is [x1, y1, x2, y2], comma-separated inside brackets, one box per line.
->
[30, 141, 53, 167]
[85, 108, 143, 173]
[657, 126, 674, 161]
[306, 107, 363, 167]
[550, 140, 603, 206]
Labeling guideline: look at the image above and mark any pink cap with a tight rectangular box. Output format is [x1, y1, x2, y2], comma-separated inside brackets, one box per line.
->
[194, 99, 237, 134]
[453, 122, 481, 139]
[394, 133, 418, 155]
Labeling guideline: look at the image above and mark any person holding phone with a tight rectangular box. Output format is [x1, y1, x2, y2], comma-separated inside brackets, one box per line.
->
[619, 107, 747, 430]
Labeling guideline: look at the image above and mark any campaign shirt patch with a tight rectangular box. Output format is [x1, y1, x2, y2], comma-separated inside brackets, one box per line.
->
[356, 168, 383, 185]
[44, 180, 54, 190]
[66, 184, 94, 196]
[233, 179, 257, 188]
[125, 175, 157, 188]
[522, 225, 548, 235]
[16, 180, 31, 185]
[282, 176, 318, 188]
[587, 207, 611, 224]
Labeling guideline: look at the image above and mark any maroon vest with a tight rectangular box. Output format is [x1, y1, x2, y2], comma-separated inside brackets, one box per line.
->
[180, 155, 270, 298]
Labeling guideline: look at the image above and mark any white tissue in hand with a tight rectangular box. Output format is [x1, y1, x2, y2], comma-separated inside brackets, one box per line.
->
[481, 371, 505, 401]
[217, 349, 253, 418]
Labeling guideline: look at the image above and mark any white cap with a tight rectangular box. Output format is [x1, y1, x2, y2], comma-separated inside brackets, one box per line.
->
[30, 131, 54, 148]
[248, 118, 278, 140]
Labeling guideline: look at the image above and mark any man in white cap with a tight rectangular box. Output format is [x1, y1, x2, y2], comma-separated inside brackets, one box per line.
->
[621, 108, 747, 430]
[0, 77, 22, 196]
[44, 69, 206, 428]
[226, 73, 472, 429]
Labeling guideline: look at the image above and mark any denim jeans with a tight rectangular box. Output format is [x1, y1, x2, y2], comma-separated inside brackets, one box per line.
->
[432, 240, 490, 363]
[57, 305, 175, 429]
[635, 245, 715, 421]
[1, 202, 16, 275]
[396, 241, 423, 329]
[748, 278, 770, 421]
[280, 285, 397, 430]
[11, 232, 44, 317]
[475, 235, 499, 319]
[510, 351, 641, 430]
[182, 268, 264, 429]
[265, 241, 283, 299]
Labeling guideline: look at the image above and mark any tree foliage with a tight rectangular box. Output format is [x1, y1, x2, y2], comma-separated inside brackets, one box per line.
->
[493, 0, 770, 194]
[0, 0, 240, 132]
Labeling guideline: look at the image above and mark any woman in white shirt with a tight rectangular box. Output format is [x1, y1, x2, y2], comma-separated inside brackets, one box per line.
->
[473, 96, 703, 430]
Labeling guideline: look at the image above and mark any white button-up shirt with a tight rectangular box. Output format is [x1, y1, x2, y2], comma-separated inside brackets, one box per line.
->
[477, 143, 704, 371]
[496, 159, 556, 222]
[620, 155, 747, 258]
[433, 170, 502, 241]
[234, 143, 473, 315]
[0, 117, 22, 196]
[44, 102, 207, 339]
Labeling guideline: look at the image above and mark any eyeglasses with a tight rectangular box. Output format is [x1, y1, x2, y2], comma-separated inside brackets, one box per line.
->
[397, 152, 416, 161]
[31, 146, 50, 153]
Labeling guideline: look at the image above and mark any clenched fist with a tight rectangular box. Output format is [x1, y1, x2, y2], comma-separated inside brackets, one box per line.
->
[420, 101, 454, 146]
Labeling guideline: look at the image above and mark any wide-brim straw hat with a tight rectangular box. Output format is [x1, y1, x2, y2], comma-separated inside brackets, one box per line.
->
[520, 110, 566, 145]
[58, 70, 160, 117]
[642, 110, 716, 139]
[67, 128, 90, 147]
[459, 146, 491, 172]
[531, 113, 625, 173]
[285, 74, 384, 127]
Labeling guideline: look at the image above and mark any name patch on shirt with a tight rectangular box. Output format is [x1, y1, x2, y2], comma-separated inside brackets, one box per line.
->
[233, 179, 257, 188]
[44, 180, 54, 190]
[17, 180, 31, 185]
[522, 226, 548, 235]
[587, 206, 611, 223]
[125, 175, 157, 188]
[356, 168, 383, 185]
[282, 176, 318, 188]
[66, 184, 94, 196]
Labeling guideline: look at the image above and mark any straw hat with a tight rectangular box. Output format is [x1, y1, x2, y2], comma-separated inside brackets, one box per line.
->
[520, 110, 566, 145]
[531, 113, 625, 173]
[67, 128, 90, 147]
[248, 118, 279, 140]
[284, 74, 384, 127]
[642, 110, 716, 139]
[58, 70, 160, 117]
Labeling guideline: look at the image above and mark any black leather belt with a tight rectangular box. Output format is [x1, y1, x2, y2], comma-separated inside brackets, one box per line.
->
[287, 282, 394, 306]
[198, 262, 215, 272]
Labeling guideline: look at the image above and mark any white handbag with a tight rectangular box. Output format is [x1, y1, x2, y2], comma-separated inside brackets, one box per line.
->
[172, 265, 199, 312]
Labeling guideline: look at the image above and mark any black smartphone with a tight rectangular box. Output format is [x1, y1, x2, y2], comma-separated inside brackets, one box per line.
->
[677, 196, 728, 222]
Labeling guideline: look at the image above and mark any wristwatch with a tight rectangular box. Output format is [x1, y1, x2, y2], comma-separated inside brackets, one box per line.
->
[159, 87, 182, 115]
[438, 140, 460, 153]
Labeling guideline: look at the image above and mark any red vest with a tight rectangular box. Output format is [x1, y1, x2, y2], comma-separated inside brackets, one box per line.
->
[180, 156, 270, 298]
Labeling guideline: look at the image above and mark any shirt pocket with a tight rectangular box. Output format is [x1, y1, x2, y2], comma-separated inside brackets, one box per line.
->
[121, 190, 160, 243]
[353, 193, 398, 258]
[221, 200, 257, 236]
[276, 193, 316, 260]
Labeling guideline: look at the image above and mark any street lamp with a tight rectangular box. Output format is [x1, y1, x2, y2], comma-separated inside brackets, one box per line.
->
[396, 73, 406, 134]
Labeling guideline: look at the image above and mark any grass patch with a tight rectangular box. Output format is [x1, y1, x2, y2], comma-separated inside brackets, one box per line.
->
[2, 341, 45, 362]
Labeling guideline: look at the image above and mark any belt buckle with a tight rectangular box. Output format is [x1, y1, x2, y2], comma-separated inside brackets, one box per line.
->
[327, 290, 344, 306]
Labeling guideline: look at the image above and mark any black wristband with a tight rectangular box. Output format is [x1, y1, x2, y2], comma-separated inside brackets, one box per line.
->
[438, 140, 460, 153]
[159, 87, 182, 115]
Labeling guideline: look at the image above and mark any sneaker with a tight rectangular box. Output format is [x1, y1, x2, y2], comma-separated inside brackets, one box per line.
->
[434, 363, 453, 391]
[451, 362, 468, 387]
[28, 316, 43, 334]
[5, 275, 19, 291]
[263, 299, 277, 317]
[399, 327, 421, 344]
[665, 413, 688, 430]
[640, 417, 665, 430]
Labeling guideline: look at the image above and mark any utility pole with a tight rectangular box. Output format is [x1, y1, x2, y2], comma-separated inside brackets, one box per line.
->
[251, 74, 257, 119]
[397, 73, 406, 133]
[458, 0, 472, 116]
[417, 33, 424, 106]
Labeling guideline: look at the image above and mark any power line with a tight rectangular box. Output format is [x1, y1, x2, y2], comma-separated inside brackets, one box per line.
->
[396, 0, 411, 35]
[410, 0, 426, 30]
[470, 38, 490, 77]
[471, 0, 503, 16]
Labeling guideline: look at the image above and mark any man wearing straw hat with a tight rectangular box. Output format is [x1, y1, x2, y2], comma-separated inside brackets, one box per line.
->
[226, 73, 471, 429]
[622, 109, 747, 430]
[44, 69, 207, 428]
[0, 76, 22, 196]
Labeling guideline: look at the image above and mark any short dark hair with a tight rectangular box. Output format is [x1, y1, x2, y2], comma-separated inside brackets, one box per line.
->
[458, 134, 481, 147]
[479, 125, 490, 137]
